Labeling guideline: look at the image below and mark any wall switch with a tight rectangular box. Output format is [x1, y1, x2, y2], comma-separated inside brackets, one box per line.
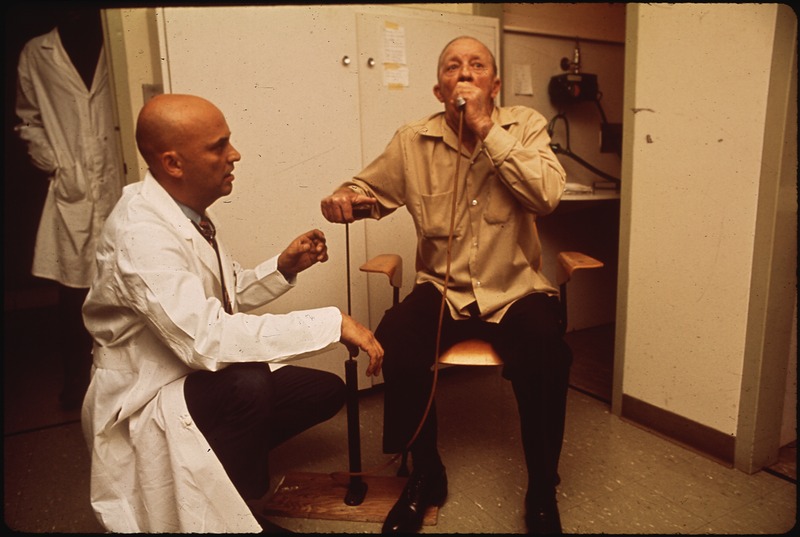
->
[142, 84, 163, 103]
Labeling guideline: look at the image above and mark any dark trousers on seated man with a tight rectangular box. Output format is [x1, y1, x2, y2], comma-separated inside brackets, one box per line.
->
[377, 282, 572, 534]
[184, 363, 346, 501]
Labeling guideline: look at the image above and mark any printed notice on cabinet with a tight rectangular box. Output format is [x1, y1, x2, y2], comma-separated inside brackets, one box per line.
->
[383, 22, 406, 64]
[384, 22, 408, 88]
[384, 64, 409, 88]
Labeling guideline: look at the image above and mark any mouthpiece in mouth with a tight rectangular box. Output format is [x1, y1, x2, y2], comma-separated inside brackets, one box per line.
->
[455, 96, 466, 108]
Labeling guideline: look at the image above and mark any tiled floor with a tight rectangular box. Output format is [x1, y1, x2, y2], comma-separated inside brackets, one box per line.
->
[3, 308, 796, 533]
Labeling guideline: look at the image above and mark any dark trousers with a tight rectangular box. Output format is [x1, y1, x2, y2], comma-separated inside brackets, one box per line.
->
[376, 282, 572, 496]
[58, 284, 93, 408]
[184, 363, 346, 500]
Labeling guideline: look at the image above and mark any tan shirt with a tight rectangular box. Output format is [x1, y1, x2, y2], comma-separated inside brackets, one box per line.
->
[343, 106, 566, 322]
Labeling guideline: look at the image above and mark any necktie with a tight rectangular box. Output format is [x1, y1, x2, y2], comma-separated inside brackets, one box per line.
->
[196, 216, 216, 243]
[192, 216, 233, 314]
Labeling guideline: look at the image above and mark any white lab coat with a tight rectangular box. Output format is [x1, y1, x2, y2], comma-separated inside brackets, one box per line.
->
[81, 172, 343, 532]
[15, 27, 124, 288]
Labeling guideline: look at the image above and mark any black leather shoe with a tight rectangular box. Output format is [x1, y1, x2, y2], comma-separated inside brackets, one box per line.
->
[525, 494, 562, 535]
[382, 465, 447, 533]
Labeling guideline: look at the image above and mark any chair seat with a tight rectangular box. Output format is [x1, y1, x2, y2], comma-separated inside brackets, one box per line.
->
[438, 339, 503, 366]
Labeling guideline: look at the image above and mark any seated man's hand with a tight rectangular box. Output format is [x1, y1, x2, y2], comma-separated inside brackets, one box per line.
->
[320, 187, 377, 223]
[340, 313, 384, 377]
[277, 229, 328, 279]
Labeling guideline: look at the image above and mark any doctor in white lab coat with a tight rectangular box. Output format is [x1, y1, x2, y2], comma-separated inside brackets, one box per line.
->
[15, 8, 125, 409]
[81, 93, 384, 532]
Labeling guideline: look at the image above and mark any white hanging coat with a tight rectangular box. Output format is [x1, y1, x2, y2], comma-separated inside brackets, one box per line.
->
[15, 27, 124, 288]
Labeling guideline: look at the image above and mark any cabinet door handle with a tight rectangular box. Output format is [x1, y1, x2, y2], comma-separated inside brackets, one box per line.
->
[342, 55, 351, 66]
[367, 57, 376, 68]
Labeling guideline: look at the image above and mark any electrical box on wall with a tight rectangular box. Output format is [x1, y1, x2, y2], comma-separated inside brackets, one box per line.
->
[548, 72, 598, 107]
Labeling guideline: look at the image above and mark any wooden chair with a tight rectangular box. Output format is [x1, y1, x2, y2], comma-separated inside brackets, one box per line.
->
[360, 251, 603, 476]
[360, 251, 604, 367]
[262, 251, 604, 521]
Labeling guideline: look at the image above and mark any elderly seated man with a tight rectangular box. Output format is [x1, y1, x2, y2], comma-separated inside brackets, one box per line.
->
[321, 36, 571, 534]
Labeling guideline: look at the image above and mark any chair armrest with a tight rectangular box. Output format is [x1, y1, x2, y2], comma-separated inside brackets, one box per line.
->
[360, 254, 403, 289]
[556, 251, 604, 286]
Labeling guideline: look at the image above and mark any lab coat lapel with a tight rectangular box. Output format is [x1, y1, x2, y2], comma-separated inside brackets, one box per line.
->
[88, 47, 107, 95]
[187, 225, 223, 287]
[41, 29, 90, 96]
[139, 174, 224, 290]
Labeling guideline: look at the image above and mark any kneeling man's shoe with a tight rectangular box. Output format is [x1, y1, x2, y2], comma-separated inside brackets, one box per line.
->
[526, 494, 562, 535]
[382, 465, 447, 533]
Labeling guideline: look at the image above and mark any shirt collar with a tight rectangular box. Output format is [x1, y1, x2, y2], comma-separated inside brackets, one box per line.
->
[176, 200, 203, 225]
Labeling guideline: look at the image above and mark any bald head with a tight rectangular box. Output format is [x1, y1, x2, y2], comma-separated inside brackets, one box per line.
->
[437, 36, 497, 79]
[135, 94, 241, 213]
[136, 94, 222, 173]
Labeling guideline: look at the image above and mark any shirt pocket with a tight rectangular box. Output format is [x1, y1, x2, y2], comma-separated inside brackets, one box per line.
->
[419, 190, 463, 239]
[483, 179, 514, 225]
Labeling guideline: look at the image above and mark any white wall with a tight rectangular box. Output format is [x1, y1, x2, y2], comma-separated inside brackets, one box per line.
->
[619, 4, 783, 436]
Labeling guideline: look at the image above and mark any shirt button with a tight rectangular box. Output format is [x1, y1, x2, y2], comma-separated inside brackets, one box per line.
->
[476, 281, 482, 287]
[471, 199, 478, 206]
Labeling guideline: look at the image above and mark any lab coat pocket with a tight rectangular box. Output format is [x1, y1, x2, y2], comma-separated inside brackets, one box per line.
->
[54, 194, 94, 255]
[52, 162, 88, 203]
[420, 191, 462, 239]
